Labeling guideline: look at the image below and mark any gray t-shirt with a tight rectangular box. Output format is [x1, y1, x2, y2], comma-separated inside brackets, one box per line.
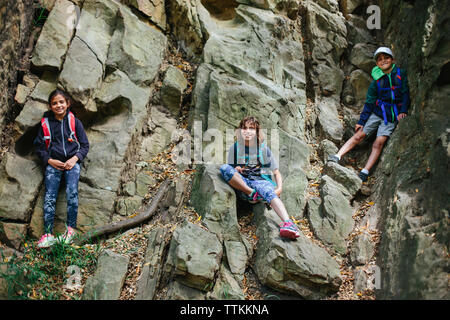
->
[227, 142, 278, 179]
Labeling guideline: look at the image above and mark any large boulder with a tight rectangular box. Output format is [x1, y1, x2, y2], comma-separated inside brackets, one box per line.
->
[190, 164, 241, 241]
[315, 97, 344, 143]
[307, 175, 354, 255]
[253, 203, 342, 299]
[323, 161, 362, 198]
[160, 66, 188, 116]
[164, 220, 223, 291]
[31, 0, 79, 71]
[106, 4, 167, 86]
[0, 153, 43, 222]
[82, 250, 130, 300]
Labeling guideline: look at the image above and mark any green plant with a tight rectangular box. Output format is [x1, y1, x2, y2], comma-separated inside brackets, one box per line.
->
[0, 237, 99, 300]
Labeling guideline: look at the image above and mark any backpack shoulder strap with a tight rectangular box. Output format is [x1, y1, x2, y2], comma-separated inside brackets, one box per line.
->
[41, 117, 51, 150]
[67, 111, 78, 142]
[233, 141, 237, 165]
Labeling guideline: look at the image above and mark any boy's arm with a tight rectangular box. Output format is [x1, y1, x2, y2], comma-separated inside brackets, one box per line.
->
[75, 119, 89, 162]
[33, 127, 50, 165]
[357, 80, 377, 126]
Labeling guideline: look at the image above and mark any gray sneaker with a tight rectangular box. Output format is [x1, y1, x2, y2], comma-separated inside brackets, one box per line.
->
[328, 154, 340, 163]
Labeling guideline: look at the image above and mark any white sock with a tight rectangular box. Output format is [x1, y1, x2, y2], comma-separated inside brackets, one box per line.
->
[334, 154, 341, 160]
[361, 168, 369, 174]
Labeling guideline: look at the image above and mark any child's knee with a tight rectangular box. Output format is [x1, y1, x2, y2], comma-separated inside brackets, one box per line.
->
[220, 164, 234, 182]
[220, 164, 231, 173]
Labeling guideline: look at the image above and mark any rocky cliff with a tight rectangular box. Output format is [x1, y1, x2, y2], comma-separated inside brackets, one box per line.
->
[0, 0, 448, 300]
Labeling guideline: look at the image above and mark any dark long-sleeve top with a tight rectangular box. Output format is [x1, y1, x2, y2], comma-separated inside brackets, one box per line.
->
[33, 110, 89, 165]
[358, 65, 411, 126]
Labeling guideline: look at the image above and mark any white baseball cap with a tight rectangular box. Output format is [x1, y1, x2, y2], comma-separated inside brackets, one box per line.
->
[374, 47, 394, 60]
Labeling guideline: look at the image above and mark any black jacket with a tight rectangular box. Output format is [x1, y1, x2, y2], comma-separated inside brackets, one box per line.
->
[34, 110, 89, 165]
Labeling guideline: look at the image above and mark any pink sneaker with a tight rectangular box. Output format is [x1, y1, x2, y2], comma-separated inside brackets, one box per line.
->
[37, 234, 56, 248]
[279, 220, 300, 239]
[58, 226, 77, 244]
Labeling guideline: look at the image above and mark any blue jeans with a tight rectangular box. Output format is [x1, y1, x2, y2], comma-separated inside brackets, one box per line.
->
[43, 163, 80, 234]
[219, 164, 278, 203]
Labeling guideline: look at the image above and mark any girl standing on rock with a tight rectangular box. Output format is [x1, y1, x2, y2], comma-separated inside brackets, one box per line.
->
[220, 116, 300, 239]
[34, 89, 89, 248]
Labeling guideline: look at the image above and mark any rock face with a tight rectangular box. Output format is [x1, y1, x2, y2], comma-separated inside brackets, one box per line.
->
[82, 250, 130, 300]
[1, 0, 447, 302]
[164, 219, 223, 291]
[374, 0, 450, 299]
[253, 203, 341, 299]
[1, 0, 168, 237]
[0, 0, 34, 139]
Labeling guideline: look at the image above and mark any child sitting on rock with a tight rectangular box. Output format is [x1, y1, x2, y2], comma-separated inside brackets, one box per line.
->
[33, 89, 90, 248]
[328, 47, 410, 181]
[220, 116, 300, 239]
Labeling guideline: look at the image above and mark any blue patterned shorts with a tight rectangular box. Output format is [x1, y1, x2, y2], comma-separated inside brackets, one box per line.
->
[219, 164, 278, 204]
[43, 163, 80, 234]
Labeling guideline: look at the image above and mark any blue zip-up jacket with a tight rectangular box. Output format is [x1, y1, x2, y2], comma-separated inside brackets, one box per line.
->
[34, 110, 89, 165]
[358, 65, 410, 126]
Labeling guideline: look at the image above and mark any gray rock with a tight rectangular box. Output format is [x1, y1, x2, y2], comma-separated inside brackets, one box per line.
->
[135, 172, 156, 197]
[0, 153, 43, 222]
[165, 220, 223, 292]
[139, 107, 178, 160]
[349, 69, 372, 105]
[165, 280, 205, 300]
[353, 267, 368, 294]
[253, 203, 342, 299]
[80, 69, 150, 192]
[318, 139, 338, 163]
[135, 227, 169, 300]
[349, 43, 377, 74]
[31, 0, 78, 70]
[236, 0, 301, 17]
[323, 161, 362, 198]
[125, 0, 166, 29]
[350, 232, 375, 265]
[190, 164, 241, 241]
[106, 4, 167, 86]
[59, 36, 103, 106]
[29, 72, 58, 102]
[307, 176, 354, 255]
[161, 66, 188, 116]
[166, 0, 206, 60]
[82, 250, 130, 300]
[316, 97, 344, 143]
[280, 169, 308, 219]
[0, 222, 27, 250]
[207, 264, 245, 300]
[224, 240, 249, 276]
[14, 84, 31, 104]
[115, 196, 143, 217]
[14, 99, 49, 135]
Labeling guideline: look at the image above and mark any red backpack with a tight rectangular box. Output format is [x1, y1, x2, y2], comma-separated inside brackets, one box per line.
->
[41, 111, 78, 150]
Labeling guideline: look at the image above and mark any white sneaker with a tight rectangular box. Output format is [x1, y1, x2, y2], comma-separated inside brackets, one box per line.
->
[58, 226, 77, 244]
[37, 234, 56, 248]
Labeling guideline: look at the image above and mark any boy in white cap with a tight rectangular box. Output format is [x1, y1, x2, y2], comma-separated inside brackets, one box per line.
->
[328, 47, 410, 182]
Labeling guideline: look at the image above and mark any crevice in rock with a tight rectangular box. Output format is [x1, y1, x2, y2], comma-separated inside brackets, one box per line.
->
[200, 0, 239, 21]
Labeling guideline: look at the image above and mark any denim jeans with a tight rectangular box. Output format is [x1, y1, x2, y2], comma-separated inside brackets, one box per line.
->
[219, 164, 278, 204]
[43, 163, 80, 234]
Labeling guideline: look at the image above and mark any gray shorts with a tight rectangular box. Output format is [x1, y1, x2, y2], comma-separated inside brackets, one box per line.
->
[362, 113, 396, 137]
